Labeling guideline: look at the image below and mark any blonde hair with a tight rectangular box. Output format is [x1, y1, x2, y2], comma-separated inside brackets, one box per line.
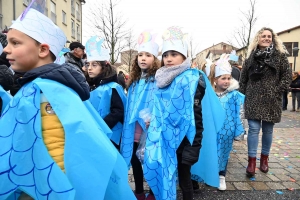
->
[247, 27, 288, 58]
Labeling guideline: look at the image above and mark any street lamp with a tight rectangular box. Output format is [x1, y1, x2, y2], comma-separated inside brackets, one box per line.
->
[293, 47, 299, 71]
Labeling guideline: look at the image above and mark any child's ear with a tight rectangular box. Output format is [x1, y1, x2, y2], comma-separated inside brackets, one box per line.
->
[39, 44, 51, 58]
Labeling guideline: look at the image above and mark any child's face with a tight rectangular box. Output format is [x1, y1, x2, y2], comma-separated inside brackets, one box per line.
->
[86, 61, 102, 78]
[137, 51, 154, 70]
[162, 51, 185, 67]
[4, 29, 41, 72]
[215, 74, 231, 91]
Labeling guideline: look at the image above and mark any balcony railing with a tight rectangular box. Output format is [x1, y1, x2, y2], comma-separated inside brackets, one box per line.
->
[76, 11, 81, 21]
[50, 12, 57, 24]
[72, 29, 75, 38]
[71, 6, 75, 16]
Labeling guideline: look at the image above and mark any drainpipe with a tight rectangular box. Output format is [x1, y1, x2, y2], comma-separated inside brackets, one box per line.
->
[13, 0, 16, 20]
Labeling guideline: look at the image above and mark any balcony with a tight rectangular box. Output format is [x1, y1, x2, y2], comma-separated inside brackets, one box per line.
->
[72, 29, 75, 38]
[50, 12, 57, 24]
[76, 11, 81, 21]
[71, 6, 75, 16]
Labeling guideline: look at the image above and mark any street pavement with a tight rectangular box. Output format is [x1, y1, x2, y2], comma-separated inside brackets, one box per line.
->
[129, 97, 300, 199]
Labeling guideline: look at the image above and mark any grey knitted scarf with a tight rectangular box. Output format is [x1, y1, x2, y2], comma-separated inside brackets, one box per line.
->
[155, 58, 191, 88]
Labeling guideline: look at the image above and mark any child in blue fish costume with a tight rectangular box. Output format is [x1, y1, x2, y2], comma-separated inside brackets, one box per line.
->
[208, 54, 245, 190]
[120, 31, 160, 200]
[0, 8, 135, 200]
[85, 36, 126, 149]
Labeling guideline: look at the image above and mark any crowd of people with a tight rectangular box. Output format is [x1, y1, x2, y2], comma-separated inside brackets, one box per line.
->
[0, 4, 294, 200]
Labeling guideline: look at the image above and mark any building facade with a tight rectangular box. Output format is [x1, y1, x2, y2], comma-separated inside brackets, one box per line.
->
[0, 0, 85, 44]
[277, 25, 300, 72]
[194, 42, 238, 68]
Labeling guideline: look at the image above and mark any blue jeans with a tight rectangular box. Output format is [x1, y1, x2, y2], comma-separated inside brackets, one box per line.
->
[247, 119, 274, 157]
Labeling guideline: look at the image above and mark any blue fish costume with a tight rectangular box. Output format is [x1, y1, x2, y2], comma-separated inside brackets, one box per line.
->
[215, 79, 245, 172]
[0, 85, 12, 114]
[89, 82, 127, 145]
[143, 66, 225, 200]
[0, 64, 135, 200]
[120, 77, 157, 166]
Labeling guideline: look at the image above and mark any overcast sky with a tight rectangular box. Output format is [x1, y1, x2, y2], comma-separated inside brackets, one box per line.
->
[82, 0, 300, 54]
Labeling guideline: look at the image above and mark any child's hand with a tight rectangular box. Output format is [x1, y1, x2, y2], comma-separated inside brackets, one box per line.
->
[145, 121, 150, 129]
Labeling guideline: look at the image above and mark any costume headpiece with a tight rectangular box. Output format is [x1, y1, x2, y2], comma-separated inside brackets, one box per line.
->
[229, 50, 239, 62]
[215, 53, 232, 77]
[137, 31, 159, 57]
[205, 58, 212, 76]
[161, 26, 188, 58]
[10, 2, 66, 58]
[85, 36, 110, 62]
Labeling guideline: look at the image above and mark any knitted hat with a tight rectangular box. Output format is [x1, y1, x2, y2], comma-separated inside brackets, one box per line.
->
[10, 8, 66, 58]
[215, 54, 232, 77]
[161, 26, 188, 58]
[85, 36, 110, 62]
[137, 31, 159, 57]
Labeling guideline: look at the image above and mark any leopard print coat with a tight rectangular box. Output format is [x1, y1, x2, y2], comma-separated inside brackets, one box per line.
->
[239, 50, 292, 123]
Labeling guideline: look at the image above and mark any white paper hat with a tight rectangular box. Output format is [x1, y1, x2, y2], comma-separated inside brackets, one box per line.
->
[137, 31, 159, 57]
[215, 54, 232, 77]
[205, 58, 212, 76]
[85, 36, 110, 62]
[161, 26, 188, 58]
[10, 8, 66, 58]
[0, 43, 3, 55]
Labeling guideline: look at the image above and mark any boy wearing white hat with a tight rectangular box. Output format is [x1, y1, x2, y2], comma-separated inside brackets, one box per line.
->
[0, 7, 135, 200]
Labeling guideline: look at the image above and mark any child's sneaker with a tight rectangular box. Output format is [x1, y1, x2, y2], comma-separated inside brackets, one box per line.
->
[145, 193, 155, 200]
[135, 192, 146, 200]
[218, 175, 226, 191]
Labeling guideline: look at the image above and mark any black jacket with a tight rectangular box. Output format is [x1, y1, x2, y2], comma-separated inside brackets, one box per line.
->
[90, 71, 124, 130]
[176, 73, 206, 165]
[0, 65, 14, 114]
[117, 73, 126, 89]
[64, 52, 85, 72]
[290, 76, 300, 92]
[18, 63, 90, 101]
[231, 65, 241, 81]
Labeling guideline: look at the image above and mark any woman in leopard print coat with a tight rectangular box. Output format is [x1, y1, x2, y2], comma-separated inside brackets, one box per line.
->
[239, 27, 292, 177]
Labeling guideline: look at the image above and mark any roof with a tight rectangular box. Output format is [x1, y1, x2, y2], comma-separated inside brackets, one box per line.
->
[277, 25, 300, 35]
[196, 42, 238, 56]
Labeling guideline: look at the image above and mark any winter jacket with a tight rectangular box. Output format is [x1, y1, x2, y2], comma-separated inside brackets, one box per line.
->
[90, 71, 124, 130]
[290, 76, 300, 92]
[239, 50, 292, 123]
[176, 73, 205, 165]
[64, 52, 85, 72]
[18, 63, 90, 101]
[0, 65, 13, 113]
[117, 73, 126, 89]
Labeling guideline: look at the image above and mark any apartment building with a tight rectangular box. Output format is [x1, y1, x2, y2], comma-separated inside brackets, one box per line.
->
[0, 0, 85, 44]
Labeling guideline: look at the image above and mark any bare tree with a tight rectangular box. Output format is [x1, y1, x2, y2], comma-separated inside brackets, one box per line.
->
[228, 0, 257, 62]
[121, 30, 137, 73]
[85, 0, 130, 64]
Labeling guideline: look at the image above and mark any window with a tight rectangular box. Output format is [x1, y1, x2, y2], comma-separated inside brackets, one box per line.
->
[71, 0, 75, 16]
[284, 42, 299, 57]
[62, 11, 66, 24]
[50, 1, 56, 24]
[44, 0, 48, 16]
[76, 3, 80, 21]
[23, 0, 30, 6]
[71, 20, 75, 38]
[76, 24, 80, 41]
